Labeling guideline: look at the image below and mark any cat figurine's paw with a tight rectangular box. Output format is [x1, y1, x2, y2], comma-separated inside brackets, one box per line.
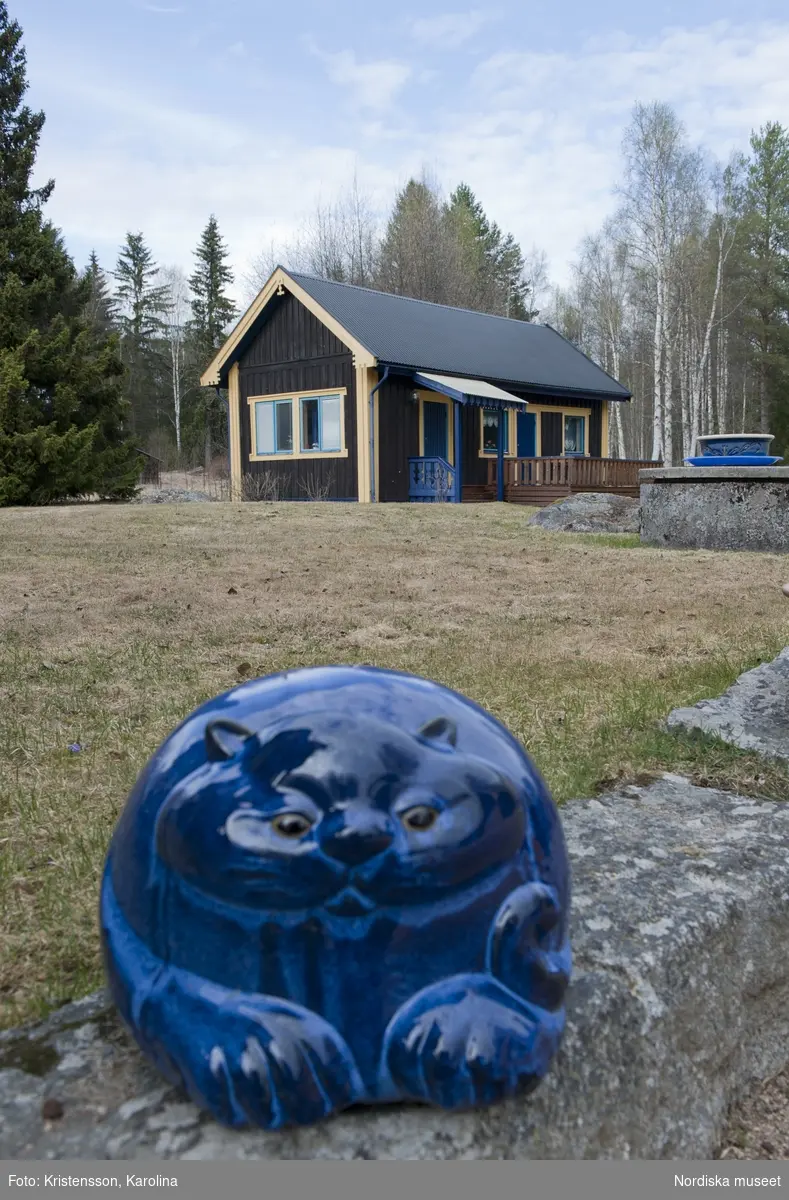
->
[382, 973, 562, 1109]
[487, 882, 571, 1011]
[138, 972, 364, 1129]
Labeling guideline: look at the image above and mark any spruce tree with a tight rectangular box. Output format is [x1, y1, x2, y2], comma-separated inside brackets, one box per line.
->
[113, 232, 170, 442]
[189, 215, 236, 351]
[189, 215, 236, 467]
[446, 184, 534, 319]
[741, 123, 789, 437]
[0, 2, 140, 504]
[82, 251, 117, 334]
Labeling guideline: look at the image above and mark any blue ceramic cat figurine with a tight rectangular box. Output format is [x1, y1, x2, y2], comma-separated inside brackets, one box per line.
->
[101, 665, 571, 1130]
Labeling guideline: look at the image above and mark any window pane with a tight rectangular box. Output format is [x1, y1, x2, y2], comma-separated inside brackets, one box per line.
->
[482, 409, 498, 452]
[301, 398, 320, 450]
[321, 395, 341, 450]
[255, 402, 275, 455]
[275, 401, 293, 452]
[482, 408, 508, 452]
[564, 416, 584, 454]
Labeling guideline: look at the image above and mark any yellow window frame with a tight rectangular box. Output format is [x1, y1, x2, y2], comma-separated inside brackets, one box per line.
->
[479, 404, 592, 457]
[247, 388, 349, 462]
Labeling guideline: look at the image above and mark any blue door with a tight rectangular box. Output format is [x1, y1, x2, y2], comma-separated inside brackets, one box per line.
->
[423, 401, 449, 460]
[517, 411, 536, 457]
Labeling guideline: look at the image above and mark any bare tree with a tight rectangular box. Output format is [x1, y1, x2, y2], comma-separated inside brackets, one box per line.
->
[243, 173, 379, 299]
[159, 265, 191, 455]
[616, 103, 706, 463]
[574, 226, 631, 457]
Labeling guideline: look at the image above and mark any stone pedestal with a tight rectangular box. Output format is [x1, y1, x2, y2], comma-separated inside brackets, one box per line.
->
[639, 466, 789, 552]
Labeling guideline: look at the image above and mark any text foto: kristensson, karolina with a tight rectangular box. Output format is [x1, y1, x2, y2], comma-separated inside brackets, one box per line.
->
[8, 1177, 178, 1188]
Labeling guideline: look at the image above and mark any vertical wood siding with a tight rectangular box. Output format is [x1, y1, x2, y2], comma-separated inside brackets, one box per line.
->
[461, 406, 488, 485]
[237, 293, 357, 500]
[377, 376, 420, 502]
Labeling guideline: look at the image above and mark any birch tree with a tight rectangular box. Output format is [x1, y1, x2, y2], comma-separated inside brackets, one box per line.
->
[686, 166, 739, 453]
[159, 265, 190, 455]
[574, 226, 631, 457]
[616, 103, 705, 463]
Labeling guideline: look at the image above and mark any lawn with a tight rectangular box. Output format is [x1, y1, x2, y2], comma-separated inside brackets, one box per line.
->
[1, 499, 788, 1030]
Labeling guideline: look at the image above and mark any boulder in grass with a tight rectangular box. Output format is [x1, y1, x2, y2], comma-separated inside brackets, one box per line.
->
[529, 493, 640, 534]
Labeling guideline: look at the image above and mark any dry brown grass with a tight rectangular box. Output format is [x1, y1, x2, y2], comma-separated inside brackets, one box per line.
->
[1, 499, 788, 1028]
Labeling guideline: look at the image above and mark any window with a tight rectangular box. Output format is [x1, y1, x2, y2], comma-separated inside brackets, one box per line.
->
[250, 390, 346, 459]
[301, 394, 342, 452]
[255, 399, 293, 455]
[482, 408, 509, 453]
[564, 415, 585, 455]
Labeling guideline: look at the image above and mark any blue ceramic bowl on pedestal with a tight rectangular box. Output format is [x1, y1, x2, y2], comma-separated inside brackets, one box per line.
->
[685, 434, 783, 468]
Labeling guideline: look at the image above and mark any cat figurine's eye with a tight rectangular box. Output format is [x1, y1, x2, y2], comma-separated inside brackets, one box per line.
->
[272, 813, 314, 839]
[400, 805, 439, 831]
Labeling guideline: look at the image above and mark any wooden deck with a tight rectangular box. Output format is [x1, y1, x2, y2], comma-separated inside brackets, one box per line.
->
[465, 457, 660, 506]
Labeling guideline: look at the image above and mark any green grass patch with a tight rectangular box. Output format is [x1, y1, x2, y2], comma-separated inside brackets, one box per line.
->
[1, 500, 788, 1028]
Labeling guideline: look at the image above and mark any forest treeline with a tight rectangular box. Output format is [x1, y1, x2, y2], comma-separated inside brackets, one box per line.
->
[3, 0, 788, 505]
[245, 105, 789, 466]
[86, 174, 546, 469]
[551, 104, 789, 464]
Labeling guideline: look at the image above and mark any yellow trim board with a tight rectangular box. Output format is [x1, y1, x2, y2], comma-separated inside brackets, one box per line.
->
[248, 388, 349, 462]
[200, 267, 376, 387]
[228, 363, 242, 498]
[355, 365, 371, 502]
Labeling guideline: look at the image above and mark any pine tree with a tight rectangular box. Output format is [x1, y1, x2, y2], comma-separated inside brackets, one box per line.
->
[741, 123, 789, 437]
[113, 232, 170, 441]
[189, 215, 236, 351]
[376, 178, 450, 302]
[82, 251, 116, 333]
[189, 215, 236, 468]
[0, 2, 139, 504]
[446, 184, 534, 319]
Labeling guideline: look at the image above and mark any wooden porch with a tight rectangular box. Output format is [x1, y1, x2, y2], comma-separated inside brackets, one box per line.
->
[463, 457, 660, 506]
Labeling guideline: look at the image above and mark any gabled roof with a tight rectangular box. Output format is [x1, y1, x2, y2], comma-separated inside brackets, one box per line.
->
[201, 267, 631, 400]
[289, 272, 630, 400]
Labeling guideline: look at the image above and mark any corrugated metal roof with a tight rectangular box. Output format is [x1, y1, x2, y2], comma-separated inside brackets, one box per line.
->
[414, 372, 527, 407]
[287, 271, 631, 400]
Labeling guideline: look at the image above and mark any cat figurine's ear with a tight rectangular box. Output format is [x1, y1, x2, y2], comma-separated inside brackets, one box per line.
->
[417, 717, 458, 750]
[204, 719, 255, 761]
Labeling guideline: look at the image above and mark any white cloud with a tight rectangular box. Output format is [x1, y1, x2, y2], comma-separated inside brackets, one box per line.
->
[409, 9, 496, 49]
[31, 17, 789, 301]
[316, 49, 411, 112]
[421, 19, 789, 284]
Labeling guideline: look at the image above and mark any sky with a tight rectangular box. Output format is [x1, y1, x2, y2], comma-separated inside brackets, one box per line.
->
[21, 0, 789, 306]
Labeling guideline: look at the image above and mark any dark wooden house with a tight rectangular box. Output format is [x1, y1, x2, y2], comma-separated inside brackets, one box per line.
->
[201, 267, 651, 505]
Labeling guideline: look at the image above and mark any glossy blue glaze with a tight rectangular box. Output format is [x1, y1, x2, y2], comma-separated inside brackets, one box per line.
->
[684, 455, 783, 467]
[697, 436, 773, 457]
[100, 666, 571, 1130]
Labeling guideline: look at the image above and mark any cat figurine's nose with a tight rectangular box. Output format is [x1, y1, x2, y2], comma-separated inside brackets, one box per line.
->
[321, 812, 394, 866]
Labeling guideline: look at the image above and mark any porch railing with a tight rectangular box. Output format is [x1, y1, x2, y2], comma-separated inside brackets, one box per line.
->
[408, 456, 457, 502]
[486, 456, 661, 491]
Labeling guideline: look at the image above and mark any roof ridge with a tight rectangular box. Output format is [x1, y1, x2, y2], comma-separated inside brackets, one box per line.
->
[285, 268, 549, 330]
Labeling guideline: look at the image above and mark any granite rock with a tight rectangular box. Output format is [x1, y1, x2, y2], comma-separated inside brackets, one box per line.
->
[2, 776, 789, 1160]
[667, 648, 789, 761]
[529, 493, 641, 534]
[639, 471, 789, 552]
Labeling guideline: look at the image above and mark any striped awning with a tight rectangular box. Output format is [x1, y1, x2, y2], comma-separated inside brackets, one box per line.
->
[412, 371, 528, 409]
